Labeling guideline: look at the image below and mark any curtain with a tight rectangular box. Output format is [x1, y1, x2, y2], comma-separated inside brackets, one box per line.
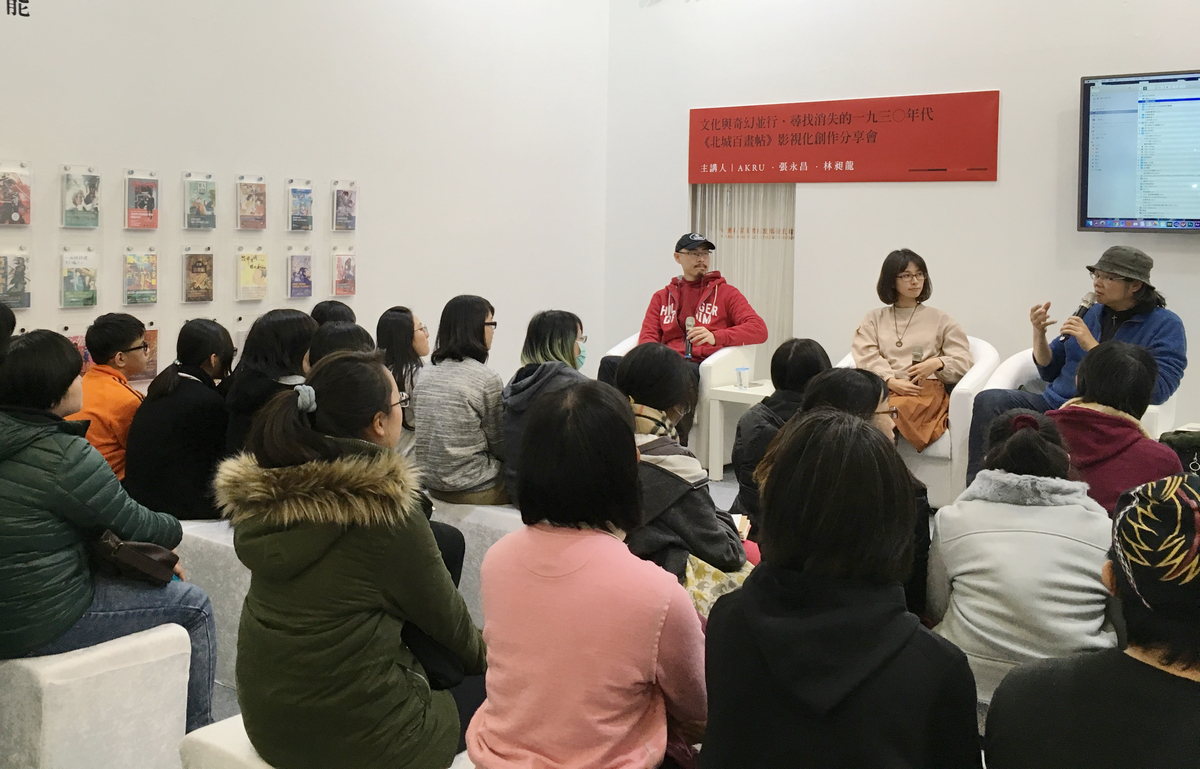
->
[690, 183, 795, 378]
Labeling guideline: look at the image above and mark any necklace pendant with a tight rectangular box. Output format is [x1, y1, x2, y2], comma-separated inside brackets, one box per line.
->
[895, 341, 903, 348]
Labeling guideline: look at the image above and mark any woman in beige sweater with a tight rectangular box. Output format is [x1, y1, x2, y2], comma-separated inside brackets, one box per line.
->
[852, 249, 972, 451]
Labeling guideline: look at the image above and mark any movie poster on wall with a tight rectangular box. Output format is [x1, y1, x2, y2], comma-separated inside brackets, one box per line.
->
[185, 173, 217, 229]
[126, 174, 159, 229]
[237, 176, 267, 230]
[237, 249, 268, 301]
[332, 180, 356, 231]
[287, 178, 313, 232]
[123, 251, 159, 305]
[183, 249, 214, 303]
[332, 251, 356, 296]
[61, 249, 99, 308]
[288, 249, 313, 299]
[62, 167, 100, 228]
[0, 166, 31, 225]
[0, 251, 31, 309]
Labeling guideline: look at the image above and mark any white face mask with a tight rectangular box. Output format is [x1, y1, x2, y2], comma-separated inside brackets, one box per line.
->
[575, 340, 587, 370]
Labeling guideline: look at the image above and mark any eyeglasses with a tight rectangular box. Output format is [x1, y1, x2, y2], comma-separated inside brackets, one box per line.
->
[897, 272, 926, 282]
[391, 392, 410, 409]
[577, 335, 588, 343]
[675, 250, 711, 258]
[1091, 270, 1129, 283]
[876, 406, 899, 419]
[416, 324, 428, 335]
[120, 341, 150, 353]
[483, 321, 498, 329]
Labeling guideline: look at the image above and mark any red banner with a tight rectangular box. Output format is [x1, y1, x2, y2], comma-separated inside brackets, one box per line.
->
[689, 90, 999, 184]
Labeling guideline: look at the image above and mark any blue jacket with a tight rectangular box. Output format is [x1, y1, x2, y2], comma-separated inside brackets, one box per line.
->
[1037, 304, 1187, 409]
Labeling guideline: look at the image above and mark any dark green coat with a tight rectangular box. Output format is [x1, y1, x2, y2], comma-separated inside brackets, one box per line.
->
[0, 407, 183, 658]
[214, 440, 486, 769]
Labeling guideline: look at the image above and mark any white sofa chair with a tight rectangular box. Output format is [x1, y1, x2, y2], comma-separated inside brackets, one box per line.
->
[985, 348, 1178, 439]
[0, 624, 191, 769]
[179, 715, 274, 769]
[606, 334, 762, 479]
[837, 336, 1000, 508]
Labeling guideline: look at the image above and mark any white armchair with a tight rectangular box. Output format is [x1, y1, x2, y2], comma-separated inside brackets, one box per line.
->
[606, 334, 763, 478]
[985, 348, 1178, 439]
[837, 336, 1000, 508]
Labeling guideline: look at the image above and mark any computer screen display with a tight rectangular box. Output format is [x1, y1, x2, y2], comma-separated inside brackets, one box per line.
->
[1079, 70, 1200, 232]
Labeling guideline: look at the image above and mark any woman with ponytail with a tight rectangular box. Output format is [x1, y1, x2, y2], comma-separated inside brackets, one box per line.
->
[927, 408, 1116, 719]
[125, 318, 235, 519]
[214, 351, 485, 769]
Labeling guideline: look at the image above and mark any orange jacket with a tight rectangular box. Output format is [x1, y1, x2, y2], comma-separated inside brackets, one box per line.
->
[67, 364, 144, 480]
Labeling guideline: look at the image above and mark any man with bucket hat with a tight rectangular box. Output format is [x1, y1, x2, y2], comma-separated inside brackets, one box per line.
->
[985, 474, 1200, 767]
[967, 245, 1187, 482]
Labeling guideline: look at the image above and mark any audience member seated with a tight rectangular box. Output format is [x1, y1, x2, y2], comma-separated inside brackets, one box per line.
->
[0, 303, 14, 350]
[124, 319, 235, 520]
[614, 343, 746, 581]
[413, 295, 508, 505]
[1048, 340, 1183, 514]
[599, 232, 768, 443]
[224, 309, 318, 453]
[985, 475, 1200, 769]
[466, 381, 706, 769]
[969, 245, 1187, 482]
[502, 310, 589, 506]
[927, 409, 1115, 710]
[702, 408, 981, 768]
[304, 320, 375, 371]
[66, 312, 149, 479]
[0, 330, 214, 733]
[214, 350, 485, 769]
[310, 298, 355, 325]
[762, 368, 933, 616]
[377, 306, 429, 456]
[852, 248, 973, 452]
[730, 338, 831, 536]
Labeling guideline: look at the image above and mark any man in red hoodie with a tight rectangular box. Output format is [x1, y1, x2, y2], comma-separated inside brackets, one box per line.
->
[599, 233, 767, 442]
[1048, 340, 1182, 514]
[636, 232, 768, 360]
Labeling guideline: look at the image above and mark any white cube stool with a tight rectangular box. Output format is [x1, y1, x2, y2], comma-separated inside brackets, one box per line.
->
[431, 502, 524, 627]
[179, 715, 274, 768]
[177, 520, 250, 689]
[0, 623, 191, 769]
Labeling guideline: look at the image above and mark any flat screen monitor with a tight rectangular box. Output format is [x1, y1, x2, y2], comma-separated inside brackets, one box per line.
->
[1079, 69, 1200, 232]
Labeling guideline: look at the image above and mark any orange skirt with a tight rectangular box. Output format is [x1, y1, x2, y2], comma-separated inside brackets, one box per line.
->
[889, 378, 949, 452]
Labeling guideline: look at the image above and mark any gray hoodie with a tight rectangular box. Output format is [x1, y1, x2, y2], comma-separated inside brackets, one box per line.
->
[501, 361, 587, 504]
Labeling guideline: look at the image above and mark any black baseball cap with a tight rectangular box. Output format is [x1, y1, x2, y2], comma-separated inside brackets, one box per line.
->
[675, 233, 715, 252]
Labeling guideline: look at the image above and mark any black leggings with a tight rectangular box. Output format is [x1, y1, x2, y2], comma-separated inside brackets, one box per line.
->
[415, 521, 485, 751]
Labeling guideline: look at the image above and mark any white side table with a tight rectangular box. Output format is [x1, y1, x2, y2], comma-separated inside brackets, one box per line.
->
[706, 381, 775, 481]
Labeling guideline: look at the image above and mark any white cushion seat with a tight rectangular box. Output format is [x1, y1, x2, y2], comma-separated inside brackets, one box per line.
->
[179, 715, 274, 769]
[0, 624, 191, 769]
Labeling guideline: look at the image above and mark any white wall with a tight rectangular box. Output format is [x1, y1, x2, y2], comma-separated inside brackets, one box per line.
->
[0, 0, 609, 381]
[606, 0, 1200, 419]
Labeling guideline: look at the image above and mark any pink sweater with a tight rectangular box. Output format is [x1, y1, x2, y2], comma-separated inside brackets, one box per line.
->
[466, 525, 707, 769]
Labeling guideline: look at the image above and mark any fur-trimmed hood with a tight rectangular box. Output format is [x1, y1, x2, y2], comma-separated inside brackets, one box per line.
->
[214, 442, 423, 580]
[957, 469, 1097, 509]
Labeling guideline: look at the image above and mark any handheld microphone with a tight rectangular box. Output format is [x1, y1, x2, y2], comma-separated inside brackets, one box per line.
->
[684, 317, 695, 359]
[1059, 292, 1097, 342]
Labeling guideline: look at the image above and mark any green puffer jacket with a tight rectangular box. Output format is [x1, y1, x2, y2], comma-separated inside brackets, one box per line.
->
[214, 439, 486, 769]
[0, 407, 183, 658]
